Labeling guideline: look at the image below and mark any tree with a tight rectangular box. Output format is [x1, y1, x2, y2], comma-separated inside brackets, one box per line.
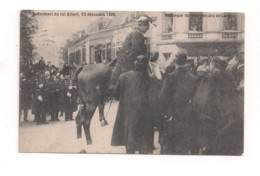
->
[20, 10, 38, 64]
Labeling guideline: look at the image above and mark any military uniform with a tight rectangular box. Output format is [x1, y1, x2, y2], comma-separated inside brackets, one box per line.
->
[45, 76, 60, 121]
[63, 76, 77, 121]
[110, 27, 148, 85]
[19, 74, 32, 122]
[53, 75, 62, 121]
[33, 74, 48, 124]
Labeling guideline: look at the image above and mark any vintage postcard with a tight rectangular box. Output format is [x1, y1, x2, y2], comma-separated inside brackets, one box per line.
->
[19, 10, 244, 155]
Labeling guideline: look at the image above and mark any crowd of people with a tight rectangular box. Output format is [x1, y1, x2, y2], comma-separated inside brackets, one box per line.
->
[107, 14, 244, 155]
[162, 51, 244, 155]
[110, 50, 244, 155]
[19, 14, 244, 155]
[19, 58, 81, 124]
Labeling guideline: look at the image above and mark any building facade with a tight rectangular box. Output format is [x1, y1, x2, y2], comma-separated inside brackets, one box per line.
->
[155, 12, 244, 63]
[65, 12, 244, 66]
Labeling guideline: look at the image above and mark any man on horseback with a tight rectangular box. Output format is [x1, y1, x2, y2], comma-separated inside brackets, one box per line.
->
[109, 15, 155, 88]
[74, 15, 157, 145]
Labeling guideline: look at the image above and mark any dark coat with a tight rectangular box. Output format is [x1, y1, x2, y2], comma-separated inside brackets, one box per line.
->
[117, 28, 147, 70]
[111, 28, 147, 84]
[160, 67, 198, 154]
[20, 76, 32, 109]
[62, 77, 77, 112]
[111, 70, 154, 152]
[31, 75, 48, 114]
[44, 77, 56, 112]
[193, 71, 243, 155]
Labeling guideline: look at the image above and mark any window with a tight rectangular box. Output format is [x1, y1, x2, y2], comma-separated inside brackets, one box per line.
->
[223, 13, 237, 30]
[101, 44, 106, 63]
[95, 44, 104, 63]
[106, 43, 112, 62]
[89, 46, 95, 64]
[111, 43, 116, 60]
[189, 12, 203, 32]
[82, 46, 86, 63]
[163, 13, 173, 33]
[69, 52, 76, 65]
[75, 50, 81, 65]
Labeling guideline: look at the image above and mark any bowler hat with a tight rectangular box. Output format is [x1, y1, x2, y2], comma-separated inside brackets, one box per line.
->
[212, 57, 228, 71]
[175, 50, 187, 65]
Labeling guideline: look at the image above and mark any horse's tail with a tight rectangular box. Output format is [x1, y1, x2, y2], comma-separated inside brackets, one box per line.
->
[72, 66, 83, 85]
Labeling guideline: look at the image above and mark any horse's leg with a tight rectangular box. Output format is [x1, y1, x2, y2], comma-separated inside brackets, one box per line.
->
[98, 102, 108, 126]
[76, 105, 84, 139]
[82, 103, 97, 145]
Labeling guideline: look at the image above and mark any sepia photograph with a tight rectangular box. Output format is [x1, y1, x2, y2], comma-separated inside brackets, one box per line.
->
[19, 10, 244, 155]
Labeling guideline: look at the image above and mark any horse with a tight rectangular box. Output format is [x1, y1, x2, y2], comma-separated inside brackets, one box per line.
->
[73, 58, 163, 145]
[73, 61, 114, 144]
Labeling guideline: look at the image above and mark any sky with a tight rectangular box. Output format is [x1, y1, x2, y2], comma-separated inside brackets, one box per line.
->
[32, 10, 105, 66]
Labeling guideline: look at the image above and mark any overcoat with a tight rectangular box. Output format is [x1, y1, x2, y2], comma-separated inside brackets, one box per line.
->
[111, 70, 154, 152]
[20, 76, 32, 109]
[193, 71, 243, 155]
[160, 67, 198, 154]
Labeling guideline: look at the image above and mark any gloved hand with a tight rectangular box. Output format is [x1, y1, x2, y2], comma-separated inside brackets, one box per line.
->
[38, 96, 43, 101]
[67, 92, 71, 97]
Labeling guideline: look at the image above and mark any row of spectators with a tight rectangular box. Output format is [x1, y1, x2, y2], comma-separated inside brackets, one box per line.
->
[19, 58, 80, 124]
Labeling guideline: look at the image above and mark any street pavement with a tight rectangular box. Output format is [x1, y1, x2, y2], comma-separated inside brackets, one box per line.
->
[19, 101, 161, 154]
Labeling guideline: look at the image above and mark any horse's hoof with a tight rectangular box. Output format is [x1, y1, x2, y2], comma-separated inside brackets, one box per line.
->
[100, 120, 108, 126]
[79, 149, 87, 153]
[87, 141, 92, 145]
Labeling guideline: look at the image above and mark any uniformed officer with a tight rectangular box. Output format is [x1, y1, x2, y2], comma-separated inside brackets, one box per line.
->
[63, 75, 77, 121]
[33, 72, 48, 124]
[59, 74, 65, 117]
[19, 72, 32, 122]
[53, 74, 62, 121]
[110, 15, 155, 87]
[45, 71, 59, 121]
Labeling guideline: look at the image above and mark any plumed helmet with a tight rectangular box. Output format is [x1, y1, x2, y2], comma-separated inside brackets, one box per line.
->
[136, 15, 156, 26]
